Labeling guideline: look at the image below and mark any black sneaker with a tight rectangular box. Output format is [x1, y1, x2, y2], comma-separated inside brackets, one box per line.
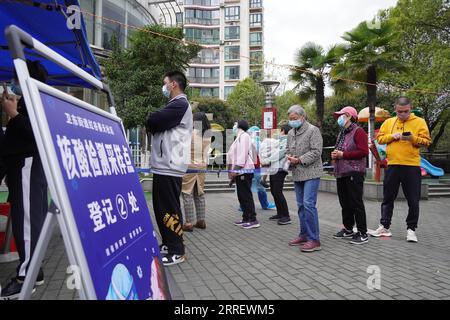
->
[0, 278, 36, 300]
[333, 228, 354, 239]
[349, 232, 369, 245]
[162, 254, 185, 266]
[17, 269, 45, 286]
[277, 217, 292, 225]
[269, 215, 281, 221]
[159, 244, 168, 255]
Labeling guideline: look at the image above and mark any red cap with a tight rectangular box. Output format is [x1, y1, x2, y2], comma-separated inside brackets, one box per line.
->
[334, 106, 358, 120]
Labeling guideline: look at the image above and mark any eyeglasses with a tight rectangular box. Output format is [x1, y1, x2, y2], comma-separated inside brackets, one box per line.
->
[397, 110, 411, 114]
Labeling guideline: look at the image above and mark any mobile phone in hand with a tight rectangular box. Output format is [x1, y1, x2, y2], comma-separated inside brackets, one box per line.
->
[402, 132, 411, 136]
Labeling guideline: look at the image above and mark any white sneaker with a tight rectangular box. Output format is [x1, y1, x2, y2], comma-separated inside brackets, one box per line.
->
[368, 225, 392, 237]
[162, 254, 185, 266]
[406, 229, 418, 242]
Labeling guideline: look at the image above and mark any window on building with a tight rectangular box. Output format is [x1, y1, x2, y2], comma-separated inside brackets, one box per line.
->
[187, 67, 219, 83]
[250, 32, 262, 46]
[249, 0, 262, 8]
[224, 86, 235, 100]
[185, 0, 220, 5]
[80, 0, 95, 44]
[224, 46, 240, 61]
[185, 28, 220, 44]
[102, 0, 126, 49]
[200, 87, 219, 98]
[249, 13, 262, 27]
[250, 51, 263, 65]
[225, 66, 240, 80]
[176, 12, 183, 24]
[250, 68, 263, 81]
[225, 6, 240, 21]
[225, 26, 240, 40]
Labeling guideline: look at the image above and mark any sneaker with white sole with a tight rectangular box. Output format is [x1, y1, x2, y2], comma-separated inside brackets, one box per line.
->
[406, 229, 418, 242]
[242, 220, 260, 229]
[368, 225, 392, 237]
[162, 254, 185, 266]
[349, 232, 369, 245]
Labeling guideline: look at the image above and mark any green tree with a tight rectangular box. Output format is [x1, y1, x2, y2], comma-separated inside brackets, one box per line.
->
[385, 0, 450, 151]
[290, 42, 344, 130]
[102, 25, 200, 130]
[191, 97, 235, 129]
[333, 19, 404, 143]
[226, 77, 265, 127]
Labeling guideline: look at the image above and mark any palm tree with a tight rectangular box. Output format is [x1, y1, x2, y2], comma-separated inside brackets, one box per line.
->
[332, 19, 404, 144]
[290, 42, 344, 130]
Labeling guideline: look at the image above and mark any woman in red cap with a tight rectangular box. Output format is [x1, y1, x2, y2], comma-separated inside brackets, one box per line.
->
[331, 106, 369, 245]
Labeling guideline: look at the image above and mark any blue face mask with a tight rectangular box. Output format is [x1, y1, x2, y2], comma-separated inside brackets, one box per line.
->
[162, 85, 170, 98]
[11, 79, 22, 96]
[232, 125, 238, 134]
[337, 115, 347, 128]
[289, 120, 302, 129]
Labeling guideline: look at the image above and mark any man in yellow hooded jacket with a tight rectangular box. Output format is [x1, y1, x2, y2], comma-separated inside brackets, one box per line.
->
[369, 97, 431, 243]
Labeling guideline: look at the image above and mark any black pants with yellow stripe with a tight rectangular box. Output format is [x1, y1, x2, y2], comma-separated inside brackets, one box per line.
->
[5, 155, 48, 280]
[152, 174, 184, 256]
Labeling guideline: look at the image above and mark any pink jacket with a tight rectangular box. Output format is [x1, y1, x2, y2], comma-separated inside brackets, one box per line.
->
[227, 131, 255, 170]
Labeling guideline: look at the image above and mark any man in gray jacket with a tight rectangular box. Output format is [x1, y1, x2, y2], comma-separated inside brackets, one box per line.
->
[146, 71, 192, 266]
[286, 105, 323, 252]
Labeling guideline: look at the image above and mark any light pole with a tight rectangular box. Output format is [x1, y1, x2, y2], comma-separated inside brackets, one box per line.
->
[259, 79, 280, 130]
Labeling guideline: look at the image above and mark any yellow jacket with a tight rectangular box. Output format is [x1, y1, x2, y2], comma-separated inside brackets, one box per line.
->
[377, 114, 431, 166]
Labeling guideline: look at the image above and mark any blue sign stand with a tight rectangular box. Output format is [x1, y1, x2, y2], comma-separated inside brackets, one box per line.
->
[5, 25, 169, 300]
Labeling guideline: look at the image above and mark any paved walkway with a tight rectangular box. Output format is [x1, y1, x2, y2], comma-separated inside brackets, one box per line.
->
[1, 191, 450, 300]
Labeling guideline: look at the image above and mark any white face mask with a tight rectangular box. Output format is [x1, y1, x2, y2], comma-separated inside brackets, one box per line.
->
[162, 84, 170, 98]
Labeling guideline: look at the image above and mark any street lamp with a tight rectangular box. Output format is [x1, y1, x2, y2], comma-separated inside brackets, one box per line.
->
[259, 79, 280, 130]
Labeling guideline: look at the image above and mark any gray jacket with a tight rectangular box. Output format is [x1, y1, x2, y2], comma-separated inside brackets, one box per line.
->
[147, 94, 193, 177]
[287, 121, 323, 182]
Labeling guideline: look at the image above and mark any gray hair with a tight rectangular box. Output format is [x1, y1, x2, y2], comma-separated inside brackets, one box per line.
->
[287, 104, 306, 117]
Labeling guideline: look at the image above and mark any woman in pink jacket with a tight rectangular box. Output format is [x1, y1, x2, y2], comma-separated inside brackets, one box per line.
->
[227, 120, 259, 229]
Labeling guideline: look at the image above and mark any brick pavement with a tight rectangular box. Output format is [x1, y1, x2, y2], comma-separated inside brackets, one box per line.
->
[1, 191, 449, 300]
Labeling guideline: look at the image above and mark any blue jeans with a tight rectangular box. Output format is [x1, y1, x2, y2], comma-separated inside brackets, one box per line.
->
[294, 179, 320, 241]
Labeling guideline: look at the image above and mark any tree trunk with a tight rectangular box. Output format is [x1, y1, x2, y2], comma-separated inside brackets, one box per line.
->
[366, 65, 377, 175]
[366, 65, 377, 138]
[315, 76, 325, 131]
[428, 111, 450, 152]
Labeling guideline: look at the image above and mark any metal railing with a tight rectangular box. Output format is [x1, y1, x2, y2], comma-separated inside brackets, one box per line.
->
[185, 18, 220, 25]
[188, 76, 219, 84]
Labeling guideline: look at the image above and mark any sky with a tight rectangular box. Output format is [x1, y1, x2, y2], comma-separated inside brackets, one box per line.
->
[263, 0, 398, 91]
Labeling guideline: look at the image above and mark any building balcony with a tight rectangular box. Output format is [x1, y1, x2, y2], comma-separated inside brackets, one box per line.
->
[188, 77, 220, 84]
[190, 57, 220, 65]
[183, 0, 220, 9]
[185, 37, 220, 45]
[185, 18, 220, 26]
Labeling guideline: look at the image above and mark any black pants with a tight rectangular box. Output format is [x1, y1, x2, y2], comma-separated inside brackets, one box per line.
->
[381, 165, 421, 230]
[5, 155, 48, 280]
[152, 174, 184, 255]
[336, 173, 367, 234]
[269, 171, 289, 218]
[236, 173, 256, 222]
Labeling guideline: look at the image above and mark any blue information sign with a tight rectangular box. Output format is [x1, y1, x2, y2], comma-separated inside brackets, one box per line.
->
[39, 91, 169, 300]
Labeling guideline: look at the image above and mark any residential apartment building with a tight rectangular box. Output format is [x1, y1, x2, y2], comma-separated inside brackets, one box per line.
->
[179, 0, 264, 100]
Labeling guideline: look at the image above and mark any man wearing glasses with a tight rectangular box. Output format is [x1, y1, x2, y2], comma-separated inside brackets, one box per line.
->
[368, 97, 431, 242]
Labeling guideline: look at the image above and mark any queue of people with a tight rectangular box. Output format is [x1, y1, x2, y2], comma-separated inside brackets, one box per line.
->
[1, 65, 432, 287]
[218, 98, 431, 254]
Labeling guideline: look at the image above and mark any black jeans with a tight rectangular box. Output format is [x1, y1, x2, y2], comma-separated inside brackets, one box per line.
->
[236, 173, 256, 222]
[152, 174, 184, 255]
[269, 170, 289, 218]
[336, 172, 367, 234]
[381, 165, 421, 230]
